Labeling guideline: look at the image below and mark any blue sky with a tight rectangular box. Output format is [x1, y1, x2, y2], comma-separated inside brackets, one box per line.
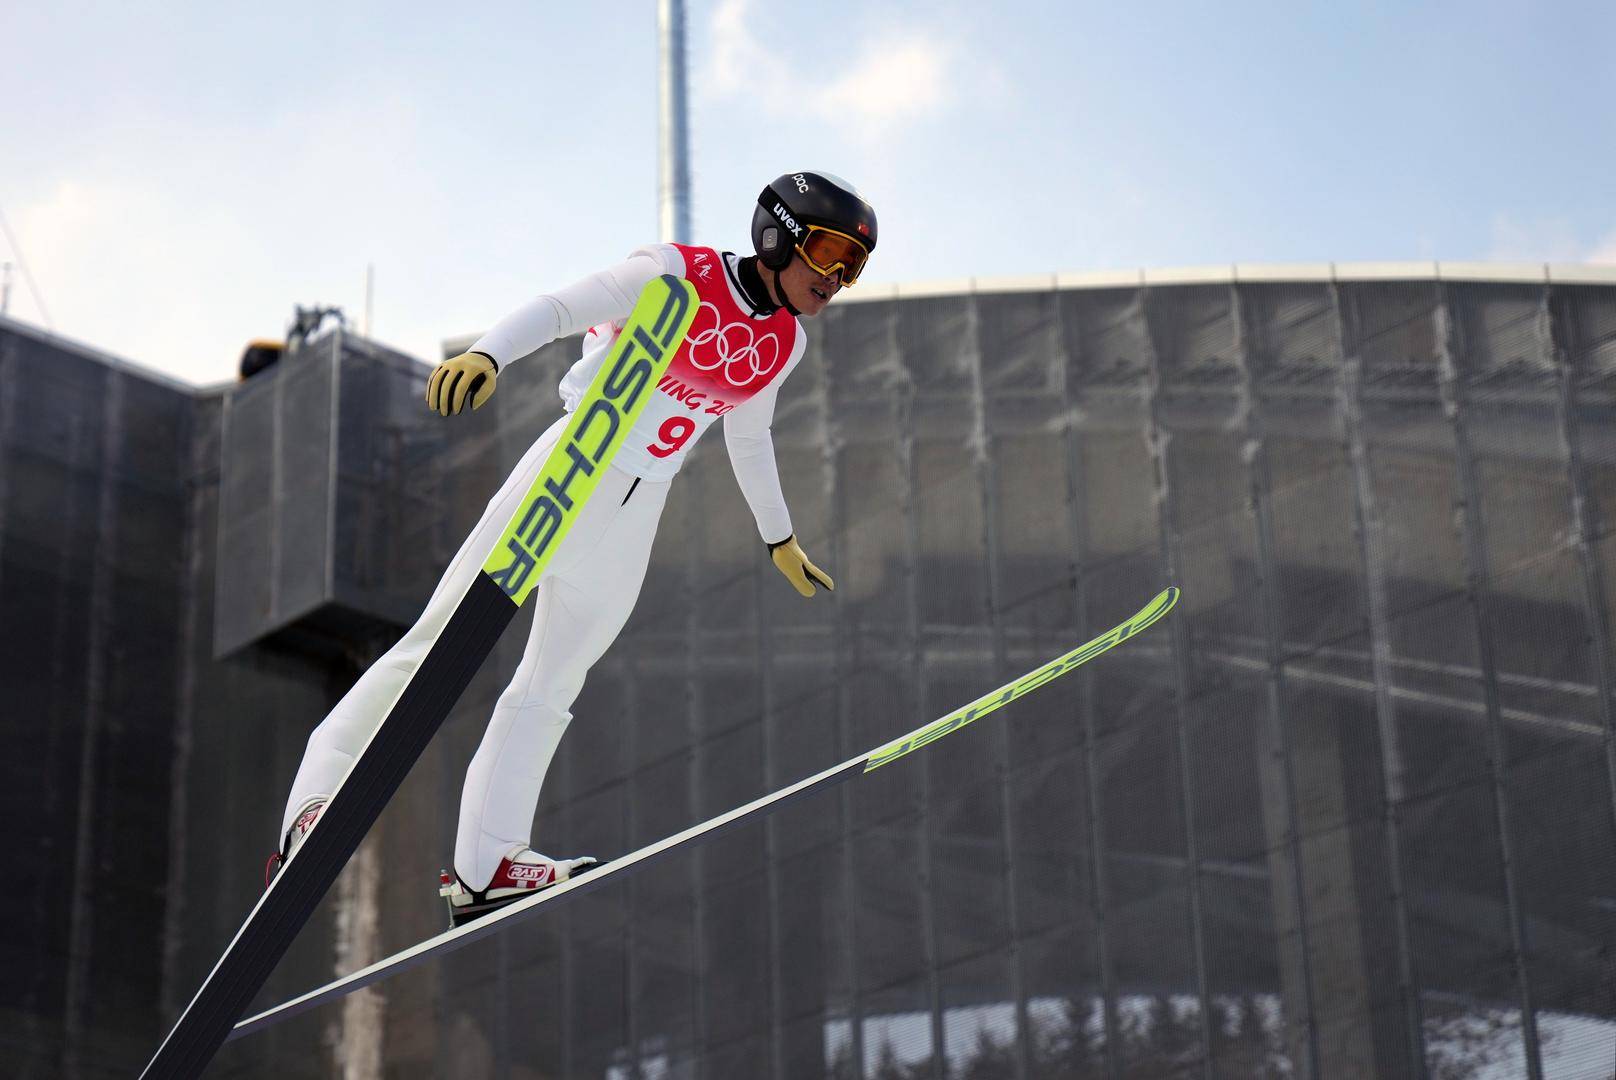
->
[2, 0, 1612, 384]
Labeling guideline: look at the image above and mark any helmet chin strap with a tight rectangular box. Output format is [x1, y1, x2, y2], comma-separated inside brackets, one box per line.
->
[737, 254, 787, 316]
[766, 261, 803, 317]
[738, 253, 804, 317]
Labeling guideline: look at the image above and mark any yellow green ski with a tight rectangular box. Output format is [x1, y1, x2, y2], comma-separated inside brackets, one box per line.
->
[866, 586, 1180, 770]
[483, 275, 698, 606]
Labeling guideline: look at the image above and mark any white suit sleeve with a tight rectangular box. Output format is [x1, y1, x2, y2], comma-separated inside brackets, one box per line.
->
[468, 246, 682, 367]
[723, 336, 806, 544]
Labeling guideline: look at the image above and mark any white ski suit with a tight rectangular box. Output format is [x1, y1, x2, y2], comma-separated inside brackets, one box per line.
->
[281, 243, 807, 889]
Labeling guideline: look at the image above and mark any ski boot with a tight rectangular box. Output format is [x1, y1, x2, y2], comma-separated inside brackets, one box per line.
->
[439, 845, 599, 928]
[264, 797, 327, 888]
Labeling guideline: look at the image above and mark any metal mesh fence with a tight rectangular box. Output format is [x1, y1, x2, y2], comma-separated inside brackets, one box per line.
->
[7, 274, 1616, 1078]
[516, 278, 1616, 1078]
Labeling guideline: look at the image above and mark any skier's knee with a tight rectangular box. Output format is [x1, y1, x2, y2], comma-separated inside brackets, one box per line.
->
[492, 698, 572, 729]
[525, 702, 573, 728]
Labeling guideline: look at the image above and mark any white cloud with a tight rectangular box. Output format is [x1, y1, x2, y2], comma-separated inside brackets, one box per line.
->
[11, 177, 261, 383]
[1487, 213, 1616, 265]
[0, 88, 485, 383]
[1487, 214, 1585, 263]
[698, 0, 962, 139]
[820, 39, 953, 135]
[1588, 228, 1616, 265]
[704, 0, 765, 100]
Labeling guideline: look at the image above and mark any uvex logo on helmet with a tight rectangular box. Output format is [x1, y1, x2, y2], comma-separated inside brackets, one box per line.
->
[772, 203, 803, 238]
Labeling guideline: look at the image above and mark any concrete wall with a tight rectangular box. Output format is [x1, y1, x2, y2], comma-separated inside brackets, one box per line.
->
[0, 321, 192, 1076]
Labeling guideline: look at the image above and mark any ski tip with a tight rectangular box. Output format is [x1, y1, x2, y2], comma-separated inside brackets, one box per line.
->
[1134, 586, 1179, 631]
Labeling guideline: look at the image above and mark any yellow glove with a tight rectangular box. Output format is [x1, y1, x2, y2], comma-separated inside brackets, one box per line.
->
[426, 351, 498, 416]
[768, 534, 834, 598]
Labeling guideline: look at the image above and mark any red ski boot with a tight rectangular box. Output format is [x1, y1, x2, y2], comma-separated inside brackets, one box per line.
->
[439, 846, 599, 927]
[264, 797, 327, 888]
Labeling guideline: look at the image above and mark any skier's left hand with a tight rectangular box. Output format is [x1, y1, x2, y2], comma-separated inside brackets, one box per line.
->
[768, 535, 834, 597]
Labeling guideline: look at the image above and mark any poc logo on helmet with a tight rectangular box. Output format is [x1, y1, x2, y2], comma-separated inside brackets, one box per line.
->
[792, 173, 810, 193]
[772, 202, 803, 238]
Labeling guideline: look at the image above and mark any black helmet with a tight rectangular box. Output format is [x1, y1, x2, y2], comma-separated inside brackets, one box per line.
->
[751, 171, 877, 283]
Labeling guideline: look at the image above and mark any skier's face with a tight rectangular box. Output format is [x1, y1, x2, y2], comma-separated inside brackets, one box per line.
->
[778, 254, 842, 317]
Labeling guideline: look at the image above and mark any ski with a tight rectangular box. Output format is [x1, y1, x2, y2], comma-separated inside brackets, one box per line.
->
[141, 275, 699, 1080]
[228, 586, 1179, 1041]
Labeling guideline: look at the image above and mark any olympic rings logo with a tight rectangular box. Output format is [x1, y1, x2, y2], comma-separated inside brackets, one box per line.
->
[685, 301, 781, 388]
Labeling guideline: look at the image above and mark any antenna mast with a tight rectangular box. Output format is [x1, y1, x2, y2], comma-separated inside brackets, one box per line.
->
[657, 0, 692, 243]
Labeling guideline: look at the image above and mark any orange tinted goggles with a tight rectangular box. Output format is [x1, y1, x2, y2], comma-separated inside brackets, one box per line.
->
[797, 225, 871, 286]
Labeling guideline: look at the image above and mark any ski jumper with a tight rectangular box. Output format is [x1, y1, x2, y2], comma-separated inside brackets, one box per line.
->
[281, 244, 807, 889]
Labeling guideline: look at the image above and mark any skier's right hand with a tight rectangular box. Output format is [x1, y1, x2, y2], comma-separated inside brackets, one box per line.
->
[426, 351, 499, 416]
